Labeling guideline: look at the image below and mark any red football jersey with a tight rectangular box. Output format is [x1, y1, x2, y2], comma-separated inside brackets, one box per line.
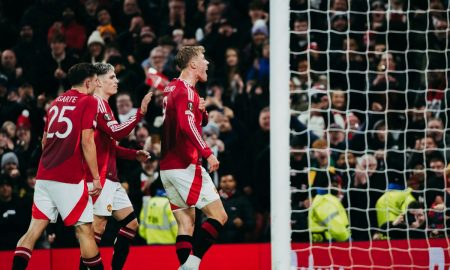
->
[84, 95, 141, 184]
[160, 79, 212, 170]
[36, 89, 98, 184]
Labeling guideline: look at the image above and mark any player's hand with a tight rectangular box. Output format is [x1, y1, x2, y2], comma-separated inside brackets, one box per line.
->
[136, 150, 151, 162]
[140, 91, 153, 115]
[199, 97, 206, 112]
[207, 154, 220, 173]
[89, 179, 102, 196]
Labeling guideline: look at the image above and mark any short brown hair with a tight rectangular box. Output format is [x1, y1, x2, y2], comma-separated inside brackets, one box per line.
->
[176, 46, 205, 70]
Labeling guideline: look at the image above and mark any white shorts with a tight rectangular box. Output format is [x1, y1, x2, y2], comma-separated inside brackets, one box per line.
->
[160, 164, 220, 210]
[88, 179, 132, 216]
[32, 180, 93, 226]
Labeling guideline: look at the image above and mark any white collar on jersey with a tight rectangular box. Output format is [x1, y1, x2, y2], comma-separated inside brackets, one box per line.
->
[179, 78, 194, 88]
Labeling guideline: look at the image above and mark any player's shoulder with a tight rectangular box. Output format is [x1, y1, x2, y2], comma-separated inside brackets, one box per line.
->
[170, 79, 196, 101]
[75, 94, 98, 111]
[80, 94, 98, 104]
[93, 94, 110, 112]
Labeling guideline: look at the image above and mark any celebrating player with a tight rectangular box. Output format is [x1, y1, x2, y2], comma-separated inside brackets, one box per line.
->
[79, 62, 152, 270]
[12, 63, 104, 270]
[160, 46, 228, 270]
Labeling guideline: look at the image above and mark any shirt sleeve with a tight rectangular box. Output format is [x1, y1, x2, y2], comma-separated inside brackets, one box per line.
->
[81, 96, 98, 130]
[115, 145, 137, 160]
[175, 90, 212, 159]
[97, 100, 143, 141]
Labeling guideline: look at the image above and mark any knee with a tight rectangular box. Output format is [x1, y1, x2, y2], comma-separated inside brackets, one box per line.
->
[93, 223, 106, 235]
[24, 229, 43, 243]
[218, 211, 228, 225]
[125, 218, 139, 231]
[209, 210, 228, 225]
[75, 223, 93, 239]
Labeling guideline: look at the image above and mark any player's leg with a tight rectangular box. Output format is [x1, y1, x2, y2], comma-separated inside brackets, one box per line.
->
[12, 218, 49, 270]
[160, 168, 196, 267]
[92, 215, 108, 244]
[13, 180, 55, 270]
[79, 215, 107, 270]
[193, 200, 227, 260]
[190, 167, 228, 265]
[80, 179, 117, 270]
[111, 206, 138, 270]
[53, 180, 103, 269]
[75, 223, 103, 270]
[173, 207, 196, 268]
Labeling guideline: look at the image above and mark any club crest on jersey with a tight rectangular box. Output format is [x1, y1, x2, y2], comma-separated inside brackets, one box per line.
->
[104, 113, 112, 121]
[107, 204, 112, 212]
[187, 102, 194, 112]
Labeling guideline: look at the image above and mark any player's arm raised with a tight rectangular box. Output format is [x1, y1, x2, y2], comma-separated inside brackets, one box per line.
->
[97, 91, 152, 140]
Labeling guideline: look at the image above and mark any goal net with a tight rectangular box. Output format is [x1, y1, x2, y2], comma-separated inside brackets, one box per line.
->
[286, 0, 450, 268]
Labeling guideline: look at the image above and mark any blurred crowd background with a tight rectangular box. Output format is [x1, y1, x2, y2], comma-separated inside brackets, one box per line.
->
[0, 0, 271, 249]
[0, 0, 449, 250]
[289, 0, 450, 242]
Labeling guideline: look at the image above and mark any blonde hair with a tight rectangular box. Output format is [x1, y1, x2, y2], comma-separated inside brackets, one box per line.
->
[176, 46, 205, 70]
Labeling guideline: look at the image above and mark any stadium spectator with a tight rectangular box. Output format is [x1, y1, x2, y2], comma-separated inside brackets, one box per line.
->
[83, 30, 105, 63]
[0, 50, 23, 90]
[375, 183, 416, 239]
[12, 23, 44, 88]
[81, 0, 100, 34]
[1, 152, 22, 190]
[346, 154, 383, 240]
[218, 174, 255, 243]
[424, 154, 446, 208]
[41, 34, 78, 98]
[116, 92, 138, 123]
[308, 175, 350, 243]
[298, 90, 327, 138]
[56, 6, 86, 53]
[138, 188, 177, 244]
[220, 47, 245, 104]
[246, 107, 270, 234]
[0, 177, 30, 250]
[329, 90, 347, 128]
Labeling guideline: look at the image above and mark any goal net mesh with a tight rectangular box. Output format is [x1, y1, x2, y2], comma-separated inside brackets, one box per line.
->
[289, 0, 450, 268]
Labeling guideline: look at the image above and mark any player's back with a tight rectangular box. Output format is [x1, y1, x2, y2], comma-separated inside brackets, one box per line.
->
[37, 89, 98, 184]
[160, 79, 202, 170]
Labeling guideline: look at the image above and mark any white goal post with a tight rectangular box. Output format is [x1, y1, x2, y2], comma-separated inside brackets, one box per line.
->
[270, 0, 292, 269]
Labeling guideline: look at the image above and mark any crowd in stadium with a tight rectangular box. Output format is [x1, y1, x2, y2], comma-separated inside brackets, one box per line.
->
[290, 0, 450, 242]
[0, 0, 270, 249]
[0, 0, 448, 251]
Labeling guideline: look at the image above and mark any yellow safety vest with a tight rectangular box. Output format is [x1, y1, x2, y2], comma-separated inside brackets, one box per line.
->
[375, 188, 416, 227]
[308, 194, 350, 242]
[139, 196, 178, 244]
